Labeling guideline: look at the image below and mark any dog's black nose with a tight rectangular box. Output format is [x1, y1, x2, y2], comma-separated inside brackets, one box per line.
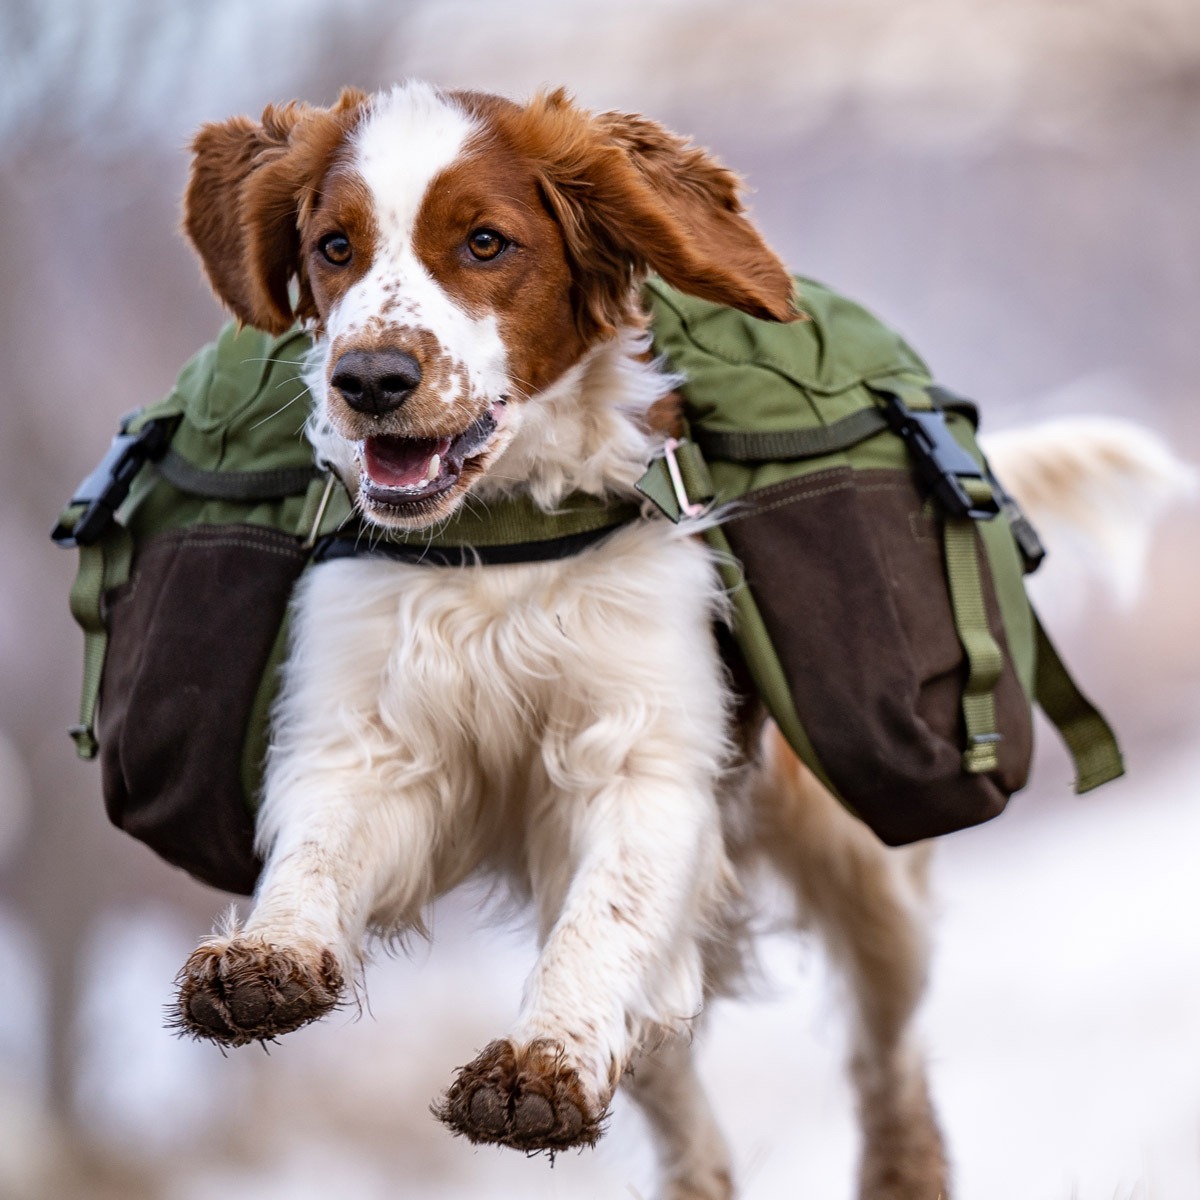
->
[331, 349, 423, 415]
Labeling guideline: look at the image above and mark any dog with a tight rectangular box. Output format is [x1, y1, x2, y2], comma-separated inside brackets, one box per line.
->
[168, 80, 1188, 1200]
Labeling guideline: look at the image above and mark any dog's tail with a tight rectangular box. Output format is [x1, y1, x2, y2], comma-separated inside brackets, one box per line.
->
[981, 416, 1197, 607]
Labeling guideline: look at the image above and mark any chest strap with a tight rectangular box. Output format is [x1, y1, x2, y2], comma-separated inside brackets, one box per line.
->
[313, 486, 644, 566]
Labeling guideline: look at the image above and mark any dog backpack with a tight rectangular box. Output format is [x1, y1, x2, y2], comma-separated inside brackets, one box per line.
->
[54, 278, 1123, 891]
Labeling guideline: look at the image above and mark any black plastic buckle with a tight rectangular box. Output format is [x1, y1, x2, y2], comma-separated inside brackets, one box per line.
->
[881, 392, 1000, 520]
[51, 416, 173, 548]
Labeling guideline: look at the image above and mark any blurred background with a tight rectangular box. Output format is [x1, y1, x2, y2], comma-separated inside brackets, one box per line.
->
[1, 1, 1198, 1196]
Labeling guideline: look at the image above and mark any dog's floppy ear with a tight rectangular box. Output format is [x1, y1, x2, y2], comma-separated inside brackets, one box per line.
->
[183, 89, 367, 333]
[522, 90, 797, 339]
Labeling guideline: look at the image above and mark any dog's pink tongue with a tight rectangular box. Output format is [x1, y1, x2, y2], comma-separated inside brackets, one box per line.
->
[364, 435, 452, 489]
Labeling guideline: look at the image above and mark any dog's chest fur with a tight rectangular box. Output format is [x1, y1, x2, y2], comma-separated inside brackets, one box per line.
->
[261, 518, 733, 903]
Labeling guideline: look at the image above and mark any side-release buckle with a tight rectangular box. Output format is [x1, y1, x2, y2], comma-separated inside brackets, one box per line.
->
[881, 392, 1000, 520]
[51, 416, 173, 548]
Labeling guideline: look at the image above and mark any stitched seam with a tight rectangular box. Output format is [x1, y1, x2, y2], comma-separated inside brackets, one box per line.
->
[737, 466, 851, 503]
[723, 479, 917, 524]
[178, 537, 307, 560]
[142, 527, 307, 561]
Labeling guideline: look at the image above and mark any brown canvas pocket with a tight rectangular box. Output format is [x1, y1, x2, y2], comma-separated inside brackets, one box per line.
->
[98, 524, 309, 893]
[722, 466, 1032, 844]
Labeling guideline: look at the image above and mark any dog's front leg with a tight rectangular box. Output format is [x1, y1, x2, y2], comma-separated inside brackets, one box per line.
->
[171, 759, 445, 1046]
[171, 563, 449, 1048]
[438, 769, 730, 1154]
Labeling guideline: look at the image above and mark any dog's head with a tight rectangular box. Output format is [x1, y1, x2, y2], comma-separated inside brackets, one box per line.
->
[184, 81, 795, 528]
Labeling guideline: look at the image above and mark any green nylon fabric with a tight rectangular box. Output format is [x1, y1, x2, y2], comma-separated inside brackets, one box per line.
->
[645, 276, 934, 502]
[642, 274, 1121, 800]
[1033, 617, 1126, 793]
[65, 526, 132, 758]
[135, 323, 317, 476]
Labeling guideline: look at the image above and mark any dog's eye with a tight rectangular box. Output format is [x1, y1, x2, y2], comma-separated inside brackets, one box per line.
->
[466, 229, 508, 261]
[318, 233, 353, 266]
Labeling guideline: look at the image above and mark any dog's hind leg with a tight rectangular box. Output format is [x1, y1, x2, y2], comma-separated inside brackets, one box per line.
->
[754, 726, 951, 1200]
[625, 1032, 735, 1200]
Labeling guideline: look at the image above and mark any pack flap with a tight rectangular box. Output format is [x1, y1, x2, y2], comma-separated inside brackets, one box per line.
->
[645, 275, 932, 437]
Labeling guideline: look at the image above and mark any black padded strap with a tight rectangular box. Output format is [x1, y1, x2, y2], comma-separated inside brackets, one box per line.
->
[313, 521, 629, 566]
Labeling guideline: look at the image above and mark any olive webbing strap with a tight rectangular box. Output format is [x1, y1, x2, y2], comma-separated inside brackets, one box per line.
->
[693, 406, 889, 462]
[942, 481, 1006, 774]
[1032, 614, 1125, 793]
[65, 514, 133, 759]
[156, 449, 322, 501]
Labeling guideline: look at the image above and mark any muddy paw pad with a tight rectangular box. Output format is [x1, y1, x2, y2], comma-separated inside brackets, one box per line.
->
[436, 1039, 602, 1152]
[171, 940, 343, 1047]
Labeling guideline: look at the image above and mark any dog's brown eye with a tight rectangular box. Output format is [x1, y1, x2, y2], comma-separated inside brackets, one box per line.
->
[319, 233, 352, 266]
[466, 229, 508, 261]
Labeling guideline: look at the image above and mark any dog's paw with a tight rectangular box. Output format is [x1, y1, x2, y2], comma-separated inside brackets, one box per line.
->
[435, 1038, 605, 1152]
[170, 937, 343, 1047]
[857, 1085, 952, 1200]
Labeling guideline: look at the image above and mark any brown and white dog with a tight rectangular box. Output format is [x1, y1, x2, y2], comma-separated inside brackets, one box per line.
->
[170, 81, 1188, 1200]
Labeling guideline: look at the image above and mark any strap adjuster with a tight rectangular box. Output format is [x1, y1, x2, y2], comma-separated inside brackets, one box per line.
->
[662, 437, 708, 519]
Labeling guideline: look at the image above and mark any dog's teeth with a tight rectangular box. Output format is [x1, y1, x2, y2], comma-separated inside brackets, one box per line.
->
[425, 453, 441, 482]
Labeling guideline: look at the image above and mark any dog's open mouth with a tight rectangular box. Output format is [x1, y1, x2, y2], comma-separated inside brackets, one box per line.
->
[359, 409, 498, 509]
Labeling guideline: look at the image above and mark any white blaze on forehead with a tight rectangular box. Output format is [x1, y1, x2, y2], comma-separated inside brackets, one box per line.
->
[353, 80, 475, 237]
[325, 80, 508, 411]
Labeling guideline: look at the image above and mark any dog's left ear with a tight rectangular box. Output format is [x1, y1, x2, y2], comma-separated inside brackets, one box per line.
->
[525, 92, 797, 338]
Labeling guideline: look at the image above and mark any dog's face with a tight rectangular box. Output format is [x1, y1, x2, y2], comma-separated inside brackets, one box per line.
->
[184, 82, 795, 528]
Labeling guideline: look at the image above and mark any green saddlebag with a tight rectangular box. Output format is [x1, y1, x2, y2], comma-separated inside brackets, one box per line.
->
[51, 325, 636, 893]
[52, 324, 343, 894]
[637, 276, 1124, 844]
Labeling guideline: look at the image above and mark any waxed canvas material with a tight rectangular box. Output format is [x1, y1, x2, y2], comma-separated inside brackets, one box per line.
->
[646, 277, 1039, 843]
[99, 524, 307, 893]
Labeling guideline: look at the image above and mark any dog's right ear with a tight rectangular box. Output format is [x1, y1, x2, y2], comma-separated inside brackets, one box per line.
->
[184, 89, 367, 333]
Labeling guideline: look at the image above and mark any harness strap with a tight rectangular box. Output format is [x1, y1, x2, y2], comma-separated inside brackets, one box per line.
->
[636, 438, 715, 522]
[313, 482, 643, 564]
[1033, 614, 1125, 792]
[316, 521, 632, 566]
